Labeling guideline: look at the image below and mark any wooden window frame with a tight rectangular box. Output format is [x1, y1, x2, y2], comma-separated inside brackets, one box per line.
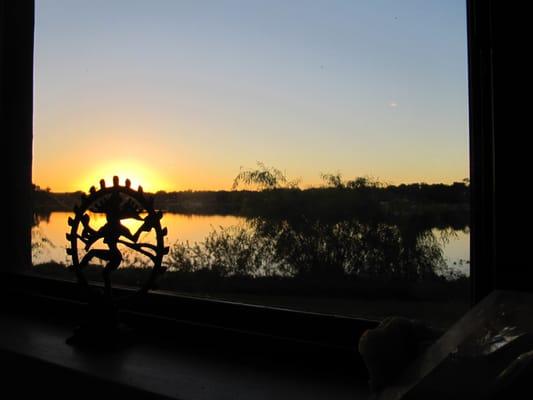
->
[1, 0, 497, 348]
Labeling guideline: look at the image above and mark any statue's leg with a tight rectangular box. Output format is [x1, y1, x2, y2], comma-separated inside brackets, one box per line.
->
[79, 249, 110, 268]
[103, 249, 122, 298]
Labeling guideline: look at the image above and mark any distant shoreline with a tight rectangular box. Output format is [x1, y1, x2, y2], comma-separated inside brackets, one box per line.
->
[32, 183, 469, 230]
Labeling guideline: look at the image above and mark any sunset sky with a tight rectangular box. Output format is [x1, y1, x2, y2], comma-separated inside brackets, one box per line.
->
[33, 0, 469, 192]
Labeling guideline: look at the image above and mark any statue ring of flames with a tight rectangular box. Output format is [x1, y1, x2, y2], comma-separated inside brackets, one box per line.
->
[66, 176, 168, 301]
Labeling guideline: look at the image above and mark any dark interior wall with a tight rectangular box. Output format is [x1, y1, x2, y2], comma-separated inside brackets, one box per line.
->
[470, 0, 533, 298]
[485, 2, 533, 294]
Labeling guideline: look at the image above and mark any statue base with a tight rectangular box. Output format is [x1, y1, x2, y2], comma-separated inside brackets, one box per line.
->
[66, 295, 134, 350]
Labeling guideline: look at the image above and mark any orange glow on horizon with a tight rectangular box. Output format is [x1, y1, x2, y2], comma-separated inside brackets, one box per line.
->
[32, 152, 468, 193]
[76, 160, 171, 193]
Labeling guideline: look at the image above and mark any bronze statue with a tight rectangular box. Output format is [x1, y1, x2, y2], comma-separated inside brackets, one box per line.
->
[65, 176, 168, 346]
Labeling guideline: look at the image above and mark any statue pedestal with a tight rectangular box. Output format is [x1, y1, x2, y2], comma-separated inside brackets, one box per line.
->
[66, 295, 133, 349]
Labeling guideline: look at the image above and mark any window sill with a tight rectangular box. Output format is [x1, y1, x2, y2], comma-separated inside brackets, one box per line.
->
[1, 303, 371, 399]
[2, 271, 378, 348]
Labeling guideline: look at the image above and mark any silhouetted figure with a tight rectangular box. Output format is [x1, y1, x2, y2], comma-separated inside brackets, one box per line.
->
[66, 177, 168, 348]
[78, 191, 151, 297]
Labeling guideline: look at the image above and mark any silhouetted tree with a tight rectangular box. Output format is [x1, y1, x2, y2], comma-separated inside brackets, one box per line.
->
[232, 162, 288, 190]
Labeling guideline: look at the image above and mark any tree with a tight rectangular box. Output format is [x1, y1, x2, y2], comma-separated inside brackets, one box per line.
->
[232, 162, 288, 190]
[320, 172, 345, 189]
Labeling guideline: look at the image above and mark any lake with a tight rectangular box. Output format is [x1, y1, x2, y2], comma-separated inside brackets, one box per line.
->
[32, 211, 470, 276]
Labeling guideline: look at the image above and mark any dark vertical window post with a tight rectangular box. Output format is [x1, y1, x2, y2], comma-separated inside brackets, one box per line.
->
[468, 0, 533, 299]
[467, 0, 496, 303]
[2, 1, 35, 272]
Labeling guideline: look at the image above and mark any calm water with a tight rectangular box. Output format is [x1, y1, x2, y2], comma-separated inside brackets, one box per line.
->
[32, 212, 470, 275]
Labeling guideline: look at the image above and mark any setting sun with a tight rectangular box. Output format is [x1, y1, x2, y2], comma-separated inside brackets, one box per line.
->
[78, 160, 170, 193]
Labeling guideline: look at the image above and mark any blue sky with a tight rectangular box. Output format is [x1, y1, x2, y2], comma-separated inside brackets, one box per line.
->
[33, 0, 469, 191]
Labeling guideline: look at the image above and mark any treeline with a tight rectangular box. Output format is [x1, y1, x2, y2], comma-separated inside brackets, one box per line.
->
[32, 184, 83, 212]
[158, 185, 467, 226]
[32, 181, 469, 229]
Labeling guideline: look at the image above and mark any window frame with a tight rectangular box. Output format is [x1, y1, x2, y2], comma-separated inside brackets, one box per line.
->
[2, 0, 495, 347]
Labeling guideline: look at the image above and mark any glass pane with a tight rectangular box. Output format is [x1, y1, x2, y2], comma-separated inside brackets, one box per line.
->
[32, 0, 469, 329]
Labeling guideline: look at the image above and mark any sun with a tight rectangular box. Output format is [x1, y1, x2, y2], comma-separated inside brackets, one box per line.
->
[78, 160, 169, 193]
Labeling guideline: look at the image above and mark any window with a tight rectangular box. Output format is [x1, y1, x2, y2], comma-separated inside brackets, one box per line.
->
[5, 0, 498, 340]
[27, 0, 473, 329]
